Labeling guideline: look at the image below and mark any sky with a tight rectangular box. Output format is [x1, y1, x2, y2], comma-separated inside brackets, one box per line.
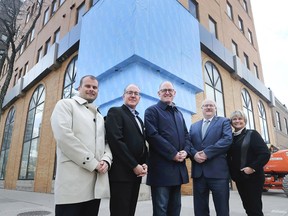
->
[250, 1, 288, 106]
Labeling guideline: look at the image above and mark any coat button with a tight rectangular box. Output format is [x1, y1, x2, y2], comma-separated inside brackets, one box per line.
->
[83, 162, 86, 165]
[86, 157, 89, 160]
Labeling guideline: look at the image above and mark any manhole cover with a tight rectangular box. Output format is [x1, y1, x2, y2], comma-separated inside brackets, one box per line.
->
[17, 211, 52, 216]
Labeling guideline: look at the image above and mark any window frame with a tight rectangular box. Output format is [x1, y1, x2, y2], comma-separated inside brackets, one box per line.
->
[241, 88, 255, 129]
[232, 40, 239, 56]
[51, 0, 58, 16]
[253, 63, 259, 78]
[19, 85, 46, 180]
[75, 3, 85, 25]
[36, 46, 43, 63]
[284, 118, 288, 134]
[243, 0, 248, 13]
[62, 55, 78, 99]
[188, 0, 199, 20]
[226, 1, 233, 20]
[44, 38, 51, 56]
[276, 111, 281, 131]
[43, 7, 50, 26]
[248, 29, 253, 45]
[258, 101, 269, 143]
[0, 107, 16, 180]
[238, 16, 244, 33]
[53, 28, 61, 44]
[209, 16, 218, 39]
[243, 52, 250, 69]
[204, 61, 225, 117]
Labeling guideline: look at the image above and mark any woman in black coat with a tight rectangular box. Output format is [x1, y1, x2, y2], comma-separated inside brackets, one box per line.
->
[227, 110, 270, 216]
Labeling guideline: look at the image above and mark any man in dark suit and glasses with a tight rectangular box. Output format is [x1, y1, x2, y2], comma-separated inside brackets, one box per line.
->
[189, 99, 232, 216]
[105, 84, 148, 216]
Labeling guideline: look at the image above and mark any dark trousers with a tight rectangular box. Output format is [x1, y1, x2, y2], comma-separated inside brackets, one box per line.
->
[236, 177, 265, 216]
[109, 181, 141, 216]
[55, 199, 100, 216]
[193, 176, 230, 216]
[151, 185, 181, 216]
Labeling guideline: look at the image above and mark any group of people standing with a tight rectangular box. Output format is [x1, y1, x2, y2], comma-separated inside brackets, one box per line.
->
[51, 75, 271, 216]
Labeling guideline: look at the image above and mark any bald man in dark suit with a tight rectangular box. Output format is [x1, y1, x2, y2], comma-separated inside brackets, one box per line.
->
[105, 84, 148, 216]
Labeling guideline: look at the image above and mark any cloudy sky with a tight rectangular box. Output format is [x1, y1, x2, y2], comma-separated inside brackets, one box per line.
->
[250, 1, 288, 106]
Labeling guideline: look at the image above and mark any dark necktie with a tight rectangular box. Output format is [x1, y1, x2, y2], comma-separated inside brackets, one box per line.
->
[133, 110, 143, 134]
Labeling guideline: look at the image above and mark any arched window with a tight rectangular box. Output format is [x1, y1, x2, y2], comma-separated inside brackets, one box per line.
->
[0, 107, 15, 179]
[62, 55, 78, 98]
[19, 85, 45, 180]
[52, 55, 78, 180]
[241, 88, 255, 129]
[258, 101, 269, 143]
[204, 61, 225, 116]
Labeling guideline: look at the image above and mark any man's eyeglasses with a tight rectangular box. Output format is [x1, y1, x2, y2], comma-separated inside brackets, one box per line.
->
[159, 89, 174, 93]
[202, 104, 215, 108]
[125, 91, 140, 96]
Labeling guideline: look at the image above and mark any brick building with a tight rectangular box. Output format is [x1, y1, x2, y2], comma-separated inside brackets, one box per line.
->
[0, 0, 286, 195]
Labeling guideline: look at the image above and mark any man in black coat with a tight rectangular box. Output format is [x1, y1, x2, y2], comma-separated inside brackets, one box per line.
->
[105, 84, 148, 216]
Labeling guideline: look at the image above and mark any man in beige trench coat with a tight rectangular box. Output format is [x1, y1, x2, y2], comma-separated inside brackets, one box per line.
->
[51, 75, 112, 216]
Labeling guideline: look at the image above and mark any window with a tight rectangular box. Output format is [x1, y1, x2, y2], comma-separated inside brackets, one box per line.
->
[276, 111, 281, 130]
[60, 0, 65, 6]
[13, 73, 18, 86]
[19, 85, 45, 180]
[258, 101, 269, 143]
[19, 68, 23, 79]
[2, 64, 6, 76]
[188, 0, 198, 19]
[226, 1, 233, 20]
[248, 29, 253, 44]
[24, 62, 29, 76]
[1, 34, 7, 42]
[241, 89, 255, 129]
[44, 38, 51, 56]
[31, 3, 35, 14]
[36, 47, 43, 63]
[25, 8, 31, 23]
[37, 0, 43, 8]
[253, 63, 259, 78]
[209, 16, 218, 38]
[20, 43, 25, 54]
[76, 3, 85, 25]
[284, 118, 288, 134]
[0, 107, 15, 179]
[244, 52, 249, 69]
[51, 0, 58, 16]
[30, 27, 35, 42]
[204, 61, 225, 116]
[63, 56, 78, 98]
[53, 28, 60, 44]
[43, 8, 50, 26]
[232, 40, 239, 56]
[238, 16, 244, 33]
[243, 0, 248, 13]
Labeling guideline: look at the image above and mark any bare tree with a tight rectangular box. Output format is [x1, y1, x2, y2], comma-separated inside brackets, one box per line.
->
[0, 0, 43, 121]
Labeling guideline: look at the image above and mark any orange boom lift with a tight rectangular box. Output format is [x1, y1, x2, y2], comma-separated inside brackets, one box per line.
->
[263, 149, 288, 197]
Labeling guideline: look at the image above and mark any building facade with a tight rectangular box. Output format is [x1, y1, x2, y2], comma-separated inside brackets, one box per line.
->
[272, 98, 288, 150]
[0, 0, 286, 195]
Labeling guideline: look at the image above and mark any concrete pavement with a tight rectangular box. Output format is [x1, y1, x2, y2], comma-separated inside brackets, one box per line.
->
[0, 188, 287, 215]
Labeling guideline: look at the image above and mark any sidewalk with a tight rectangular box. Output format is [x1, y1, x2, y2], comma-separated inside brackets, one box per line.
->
[0, 188, 287, 215]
